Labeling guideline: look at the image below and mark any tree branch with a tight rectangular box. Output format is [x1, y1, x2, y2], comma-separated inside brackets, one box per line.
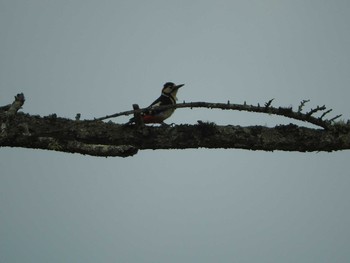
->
[0, 93, 25, 116]
[96, 101, 339, 129]
[1, 111, 350, 157]
[1, 94, 350, 157]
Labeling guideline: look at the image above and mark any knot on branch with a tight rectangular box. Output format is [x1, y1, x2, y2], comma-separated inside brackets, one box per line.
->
[0, 93, 25, 117]
[1, 93, 26, 134]
[8, 93, 25, 116]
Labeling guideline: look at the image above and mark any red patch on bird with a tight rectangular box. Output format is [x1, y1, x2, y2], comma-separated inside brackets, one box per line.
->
[142, 115, 164, 123]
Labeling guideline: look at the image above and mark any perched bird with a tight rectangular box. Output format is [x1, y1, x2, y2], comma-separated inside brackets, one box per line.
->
[128, 82, 184, 124]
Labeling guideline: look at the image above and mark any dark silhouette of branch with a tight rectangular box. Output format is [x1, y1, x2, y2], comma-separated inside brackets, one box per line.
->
[96, 100, 341, 129]
[1, 93, 350, 157]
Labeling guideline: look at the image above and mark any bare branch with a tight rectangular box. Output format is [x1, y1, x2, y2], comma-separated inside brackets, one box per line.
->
[298, 99, 310, 113]
[95, 101, 336, 129]
[7, 93, 25, 116]
[38, 137, 138, 157]
[320, 109, 332, 119]
[264, 98, 274, 108]
[2, 112, 350, 157]
[2, 94, 349, 157]
[306, 105, 326, 117]
[329, 114, 342, 122]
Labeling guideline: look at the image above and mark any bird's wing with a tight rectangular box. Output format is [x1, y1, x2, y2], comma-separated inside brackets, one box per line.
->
[148, 96, 163, 108]
[144, 95, 172, 115]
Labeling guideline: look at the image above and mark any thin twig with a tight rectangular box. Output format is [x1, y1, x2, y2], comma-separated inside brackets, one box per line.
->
[320, 109, 332, 119]
[306, 105, 326, 117]
[329, 114, 342, 122]
[264, 98, 274, 108]
[298, 99, 310, 113]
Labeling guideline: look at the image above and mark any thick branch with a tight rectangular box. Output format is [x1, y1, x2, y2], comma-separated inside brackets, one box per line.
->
[1, 94, 349, 157]
[1, 112, 350, 157]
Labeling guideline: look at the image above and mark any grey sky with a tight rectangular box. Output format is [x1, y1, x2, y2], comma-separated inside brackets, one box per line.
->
[1, 1, 350, 262]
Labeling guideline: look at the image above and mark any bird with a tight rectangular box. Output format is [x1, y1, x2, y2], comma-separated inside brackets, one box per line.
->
[128, 82, 184, 124]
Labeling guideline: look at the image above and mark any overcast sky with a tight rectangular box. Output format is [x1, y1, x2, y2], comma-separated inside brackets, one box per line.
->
[1, 1, 350, 262]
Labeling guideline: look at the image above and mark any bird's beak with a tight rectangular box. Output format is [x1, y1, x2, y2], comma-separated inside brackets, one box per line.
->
[174, 84, 184, 89]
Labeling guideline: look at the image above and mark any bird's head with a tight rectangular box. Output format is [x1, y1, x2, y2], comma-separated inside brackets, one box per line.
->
[161, 82, 184, 99]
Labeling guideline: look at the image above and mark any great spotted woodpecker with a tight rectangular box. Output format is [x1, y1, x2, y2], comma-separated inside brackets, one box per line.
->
[128, 82, 184, 124]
